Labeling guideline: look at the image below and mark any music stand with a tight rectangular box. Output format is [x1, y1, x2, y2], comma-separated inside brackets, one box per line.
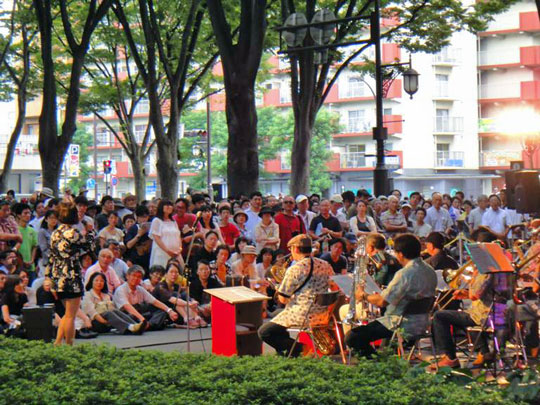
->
[465, 243, 520, 374]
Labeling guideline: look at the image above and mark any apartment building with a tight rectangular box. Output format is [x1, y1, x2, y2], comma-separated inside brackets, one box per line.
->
[477, 0, 540, 192]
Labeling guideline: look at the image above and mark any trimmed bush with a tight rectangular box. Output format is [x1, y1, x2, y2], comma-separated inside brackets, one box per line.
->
[0, 337, 518, 404]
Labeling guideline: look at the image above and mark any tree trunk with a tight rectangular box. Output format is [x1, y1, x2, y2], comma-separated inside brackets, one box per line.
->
[155, 135, 178, 201]
[290, 108, 314, 196]
[35, 0, 60, 195]
[130, 154, 146, 202]
[225, 84, 259, 196]
[0, 88, 26, 193]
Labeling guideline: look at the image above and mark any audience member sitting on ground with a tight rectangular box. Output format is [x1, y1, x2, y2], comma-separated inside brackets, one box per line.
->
[113, 265, 178, 331]
[143, 265, 165, 292]
[152, 260, 205, 328]
[84, 248, 123, 293]
[82, 272, 145, 335]
[210, 244, 230, 285]
[190, 260, 222, 323]
[1, 275, 27, 331]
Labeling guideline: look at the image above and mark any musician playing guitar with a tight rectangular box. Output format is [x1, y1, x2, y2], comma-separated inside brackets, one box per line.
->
[345, 234, 437, 358]
[258, 234, 334, 357]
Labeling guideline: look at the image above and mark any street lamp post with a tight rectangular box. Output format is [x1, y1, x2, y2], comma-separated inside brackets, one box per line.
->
[372, 0, 419, 196]
[206, 98, 213, 202]
[372, 0, 387, 197]
[276, 0, 419, 197]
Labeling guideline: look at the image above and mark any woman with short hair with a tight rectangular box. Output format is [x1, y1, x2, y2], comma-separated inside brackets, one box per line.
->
[46, 201, 92, 345]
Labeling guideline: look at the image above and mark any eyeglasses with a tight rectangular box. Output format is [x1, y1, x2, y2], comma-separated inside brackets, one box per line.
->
[284, 201, 294, 204]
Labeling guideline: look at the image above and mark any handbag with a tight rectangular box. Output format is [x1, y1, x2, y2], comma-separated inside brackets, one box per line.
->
[95, 300, 115, 314]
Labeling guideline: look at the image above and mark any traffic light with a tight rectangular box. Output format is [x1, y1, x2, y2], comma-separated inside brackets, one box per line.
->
[103, 160, 112, 174]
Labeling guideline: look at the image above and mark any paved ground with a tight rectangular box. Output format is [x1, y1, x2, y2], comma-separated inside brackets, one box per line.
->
[74, 326, 277, 355]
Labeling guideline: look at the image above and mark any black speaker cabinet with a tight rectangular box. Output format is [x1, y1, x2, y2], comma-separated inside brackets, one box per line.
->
[22, 306, 55, 342]
[504, 171, 517, 209]
[514, 171, 540, 214]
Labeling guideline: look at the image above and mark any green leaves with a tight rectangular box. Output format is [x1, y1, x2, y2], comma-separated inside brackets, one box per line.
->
[0, 336, 518, 404]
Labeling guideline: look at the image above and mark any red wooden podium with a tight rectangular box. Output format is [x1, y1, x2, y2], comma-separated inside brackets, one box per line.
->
[205, 286, 270, 356]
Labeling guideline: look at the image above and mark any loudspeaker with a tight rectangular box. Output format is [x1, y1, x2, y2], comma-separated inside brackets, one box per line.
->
[510, 161, 524, 171]
[514, 171, 540, 214]
[504, 171, 517, 209]
[22, 306, 55, 342]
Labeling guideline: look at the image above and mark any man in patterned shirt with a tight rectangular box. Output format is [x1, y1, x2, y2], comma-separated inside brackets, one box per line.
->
[258, 234, 334, 357]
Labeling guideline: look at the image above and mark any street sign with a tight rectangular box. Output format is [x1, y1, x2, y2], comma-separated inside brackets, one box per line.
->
[67, 144, 80, 177]
[86, 178, 96, 189]
[111, 176, 118, 187]
[146, 181, 156, 197]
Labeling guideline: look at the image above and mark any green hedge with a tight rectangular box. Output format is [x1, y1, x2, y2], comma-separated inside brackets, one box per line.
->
[0, 337, 522, 404]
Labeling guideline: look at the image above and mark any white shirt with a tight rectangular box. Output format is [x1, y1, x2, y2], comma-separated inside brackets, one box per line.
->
[481, 207, 508, 235]
[113, 282, 156, 308]
[244, 208, 261, 238]
[112, 258, 129, 281]
[425, 206, 453, 232]
[29, 216, 44, 230]
[468, 207, 486, 231]
[296, 210, 316, 231]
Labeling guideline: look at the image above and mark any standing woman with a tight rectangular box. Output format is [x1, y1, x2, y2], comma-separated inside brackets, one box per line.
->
[349, 200, 377, 237]
[199, 205, 225, 243]
[38, 210, 58, 277]
[149, 200, 182, 267]
[46, 201, 91, 345]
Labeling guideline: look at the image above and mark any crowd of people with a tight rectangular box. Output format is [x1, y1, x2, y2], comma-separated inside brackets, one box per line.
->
[0, 185, 532, 360]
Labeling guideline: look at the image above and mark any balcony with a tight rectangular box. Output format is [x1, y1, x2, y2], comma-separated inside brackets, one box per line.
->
[480, 150, 522, 168]
[434, 151, 464, 168]
[479, 82, 520, 100]
[478, 47, 519, 67]
[0, 134, 38, 156]
[520, 46, 540, 67]
[434, 116, 464, 134]
[340, 152, 366, 169]
[339, 152, 401, 169]
[347, 120, 372, 134]
[432, 48, 461, 65]
[336, 114, 402, 138]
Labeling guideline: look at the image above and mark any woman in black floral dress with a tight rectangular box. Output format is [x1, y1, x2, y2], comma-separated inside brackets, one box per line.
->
[46, 201, 91, 345]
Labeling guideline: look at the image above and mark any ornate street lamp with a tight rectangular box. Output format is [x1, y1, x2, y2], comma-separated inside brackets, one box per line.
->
[403, 67, 420, 99]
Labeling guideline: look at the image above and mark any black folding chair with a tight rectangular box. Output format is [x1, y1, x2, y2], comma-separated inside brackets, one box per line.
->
[287, 291, 346, 362]
[390, 296, 437, 365]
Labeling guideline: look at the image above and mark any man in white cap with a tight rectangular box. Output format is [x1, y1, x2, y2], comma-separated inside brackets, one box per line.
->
[330, 194, 348, 231]
[295, 194, 316, 231]
[231, 245, 258, 281]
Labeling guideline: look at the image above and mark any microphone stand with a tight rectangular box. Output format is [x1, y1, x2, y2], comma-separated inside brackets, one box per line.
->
[177, 215, 200, 353]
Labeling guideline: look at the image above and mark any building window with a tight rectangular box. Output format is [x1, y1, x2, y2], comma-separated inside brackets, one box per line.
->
[435, 74, 449, 97]
[342, 144, 365, 168]
[280, 83, 291, 104]
[347, 110, 370, 133]
[96, 128, 111, 146]
[280, 150, 291, 170]
[134, 99, 149, 114]
[436, 143, 449, 166]
[134, 125, 146, 143]
[345, 77, 366, 98]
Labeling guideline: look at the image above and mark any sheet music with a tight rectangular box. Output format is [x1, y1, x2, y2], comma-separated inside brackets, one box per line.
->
[465, 243, 514, 274]
[331, 274, 382, 298]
